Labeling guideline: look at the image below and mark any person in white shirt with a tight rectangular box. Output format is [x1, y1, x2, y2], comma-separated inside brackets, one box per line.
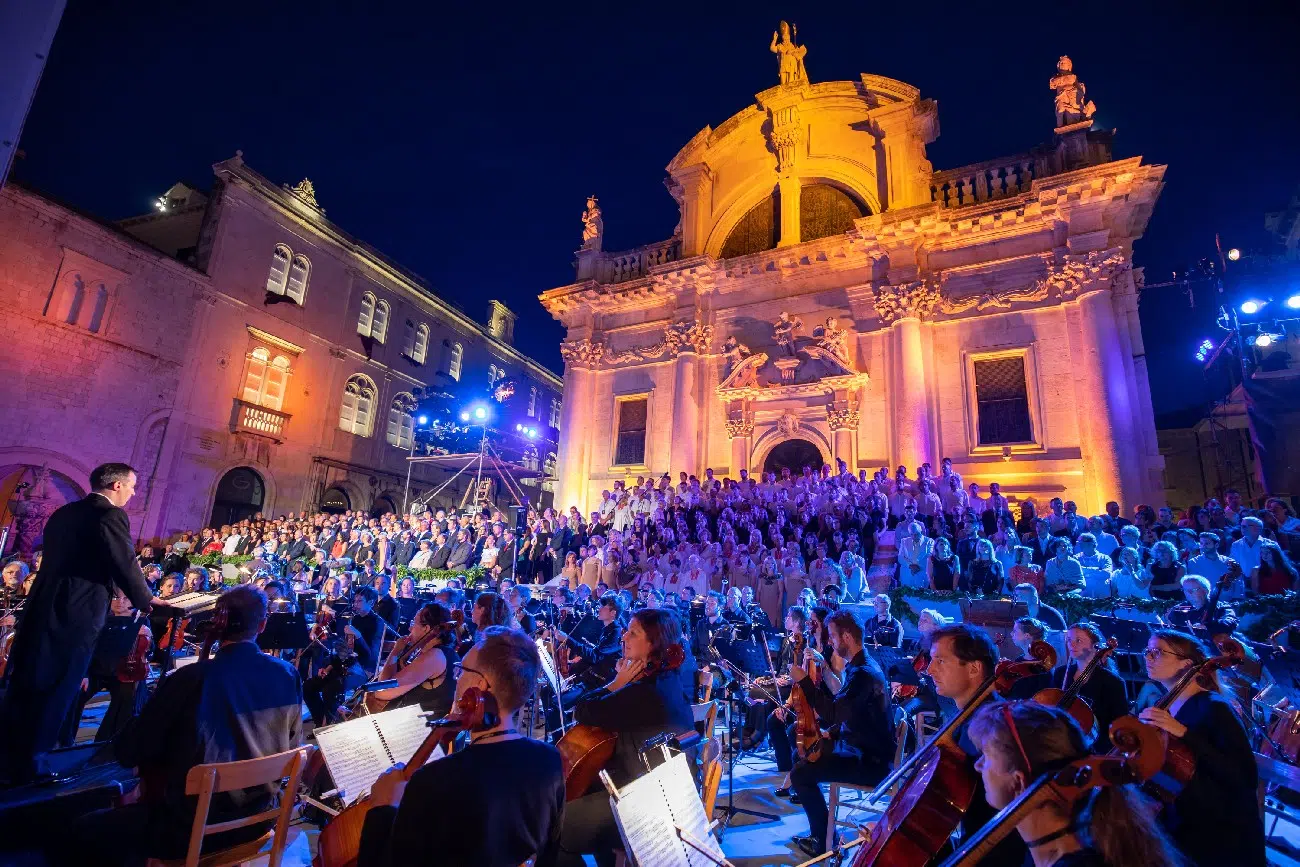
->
[895, 521, 933, 589]
[222, 531, 243, 556]
[966, 482, 986, 517]
[1077, 516, 1119, 558]
[1108, 546, 1151, 600]
[1186, 531, 1231, 585]
[1074, 533, 1114, 598]
[1043, 539, 1084, 594]
[408, 539, 433, 570]
[1230, 516, 1269, 585]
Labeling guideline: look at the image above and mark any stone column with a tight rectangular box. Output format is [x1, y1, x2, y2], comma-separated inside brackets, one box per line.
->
[555, 340, 602, 515]
[777, 174, 801, 248]
[1074, 287, 1139, 512]
[875, 281, 940, 471]
[828, 402, 858, 471]
[670, 350, 700, 477]
[727, 419, 754, 478]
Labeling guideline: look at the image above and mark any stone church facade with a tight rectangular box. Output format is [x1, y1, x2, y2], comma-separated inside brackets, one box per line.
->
[542, 46, 1165, 517]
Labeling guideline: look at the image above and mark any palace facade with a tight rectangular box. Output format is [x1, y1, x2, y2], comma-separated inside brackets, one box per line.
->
[0, 155, 561, 555]
[542, 46, 1165, 517]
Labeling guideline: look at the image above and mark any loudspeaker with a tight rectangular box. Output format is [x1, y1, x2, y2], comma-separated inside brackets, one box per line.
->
[511, 505, 527, 535]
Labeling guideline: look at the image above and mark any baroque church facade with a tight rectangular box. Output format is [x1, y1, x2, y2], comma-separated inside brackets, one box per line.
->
[542, 38, 1165, 517]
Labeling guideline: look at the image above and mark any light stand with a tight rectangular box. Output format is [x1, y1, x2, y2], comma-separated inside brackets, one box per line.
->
[713, 658, 779, 832]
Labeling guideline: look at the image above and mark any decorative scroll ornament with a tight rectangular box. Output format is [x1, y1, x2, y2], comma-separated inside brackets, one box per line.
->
[725, 418, 755, 439]
[938, 249, 1133, 316]
[560, 338, 605, 368]
[872, 281, 942, 324]
[288, 178, 320, 209]
[826, 405, 860, 431]
[776, 411, 801, 437]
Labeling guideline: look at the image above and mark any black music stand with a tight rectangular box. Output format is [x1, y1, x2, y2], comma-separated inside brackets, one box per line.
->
[713, 659, 779, 834]
[257, 612, 310, 652]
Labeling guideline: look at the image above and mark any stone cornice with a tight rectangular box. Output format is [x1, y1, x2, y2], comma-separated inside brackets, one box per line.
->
[560, 318, 715, 370]
[717, 371, 869, 402]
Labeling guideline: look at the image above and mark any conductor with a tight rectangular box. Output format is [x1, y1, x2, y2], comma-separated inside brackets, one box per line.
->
[0, 462, 161, 784]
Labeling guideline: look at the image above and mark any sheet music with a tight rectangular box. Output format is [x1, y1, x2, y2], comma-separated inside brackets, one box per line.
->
[373, 705, 435, 766]
[656, 754, 725, 866]
[611, 754, 724, 867]
[312, 717, 393, 804]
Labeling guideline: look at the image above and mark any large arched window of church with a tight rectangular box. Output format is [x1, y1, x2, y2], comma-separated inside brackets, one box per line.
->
[339, 374, 377, 436]
[719, 189, 779, 259]
[799, 184, 868, 242]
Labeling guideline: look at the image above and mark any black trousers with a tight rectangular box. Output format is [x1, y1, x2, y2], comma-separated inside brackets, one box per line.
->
[304, 664, 364, 726]
[59, 674, 144, 747]
[0, 653, 91, 782]
[766, 710, 798, 773]
[555, 789, 621, 867]
[791, 751, 888, 852]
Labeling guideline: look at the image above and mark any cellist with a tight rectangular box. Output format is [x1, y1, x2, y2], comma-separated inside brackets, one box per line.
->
[925, 624, 1030, 867]
[786, 609, 896, 859]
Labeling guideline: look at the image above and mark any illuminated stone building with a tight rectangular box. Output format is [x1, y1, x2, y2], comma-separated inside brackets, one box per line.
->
[0, 154, 561, 551]
[542, 44, 1165, 516]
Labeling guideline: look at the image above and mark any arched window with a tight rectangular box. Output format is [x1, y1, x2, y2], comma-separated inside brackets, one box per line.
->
[413, 323, 429, 363]
[372, 300, 390, 343]
[528, 386, 538, 417]
[285, 254, 310, 304]
[267, 245, 291, 295]
[386, 392, 415, 449]
[65, 276, 85, 325]
[448, 342, 463, 381]
[357, 292, 376, 336]
[243, 347, 292, 410]
[339, 374, 377, 436]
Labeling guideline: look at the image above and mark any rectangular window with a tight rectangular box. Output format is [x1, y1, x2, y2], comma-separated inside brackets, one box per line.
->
[614, 398, 648, 466]
[973, 357, 1033, 445]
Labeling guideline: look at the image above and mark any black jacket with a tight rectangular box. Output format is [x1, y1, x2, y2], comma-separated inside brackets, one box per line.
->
[429, 543, 452, 570]
[573, 668, 694, 788]
[796, 649, 895, 766]
[6, 494, 154, 690]
[390, 540, 417, 567]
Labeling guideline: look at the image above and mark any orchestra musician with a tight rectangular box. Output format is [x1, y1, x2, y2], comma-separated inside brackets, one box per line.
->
[359, 627, 565, 867]
[1049, 622, 1128, 750]
[969, 700, 1183, 867]
[1165, 573, 1239, 638]
[863, 593, 903, 647]
[303, 586, 384, 727]
[924, 624, 1029, 867]
[0, 462, 163, 785]
[556, 608, 693, 867]
[766, 606, 810, 791]
[60, 590, 152, 747]
[1138, 629, 1265, 866]
[367, 602, 459, 717]
[58, 586, 301, 867]
[691, 591, 728, 662]
[787, 609, 896, 858]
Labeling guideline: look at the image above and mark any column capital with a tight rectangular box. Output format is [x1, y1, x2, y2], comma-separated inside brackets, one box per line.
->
[827, 404, 860, 432]
[725, 418, 755, 439]
[873, 280, 942, 324]
[559, 339, 604, 369]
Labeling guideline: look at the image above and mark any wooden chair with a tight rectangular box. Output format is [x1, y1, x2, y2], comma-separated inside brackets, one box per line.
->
[146, 745, 314, 867]
[691, 700, 719, 741]
[825, 711, 913, 847]
[700, 735, 724, 819]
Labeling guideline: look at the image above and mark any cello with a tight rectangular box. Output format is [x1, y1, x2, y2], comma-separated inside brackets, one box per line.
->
[1031, 636, 1118, 741]
[316, 687, 496, 867]
[851, 641, 1058, 867]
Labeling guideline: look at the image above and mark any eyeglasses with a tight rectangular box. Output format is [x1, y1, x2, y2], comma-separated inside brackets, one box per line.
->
[1143, 647, 1188, 661]
[452, 662, 486, 679]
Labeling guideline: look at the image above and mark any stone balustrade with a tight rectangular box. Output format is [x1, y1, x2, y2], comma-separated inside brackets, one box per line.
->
[231, 398, 290, 441]
[581, 238, 682, 284]
[930, 154, 1043, 208]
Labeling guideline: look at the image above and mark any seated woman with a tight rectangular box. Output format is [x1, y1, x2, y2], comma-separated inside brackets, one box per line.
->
[367, 602, 459, 717]
[556, 608, 694, 867]
[969, 700, 1182, 867]
[1046, 622, 1128, 751]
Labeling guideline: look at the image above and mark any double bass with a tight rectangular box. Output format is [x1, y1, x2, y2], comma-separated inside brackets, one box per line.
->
[851, 641, 1058, 867]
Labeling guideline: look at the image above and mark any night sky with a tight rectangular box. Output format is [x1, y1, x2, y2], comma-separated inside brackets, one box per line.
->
[15, 1, 1298, 420]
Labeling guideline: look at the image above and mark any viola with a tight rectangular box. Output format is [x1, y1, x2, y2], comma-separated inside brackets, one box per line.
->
[115, 620, 152, 683]
[851, 641, 1058, 867]
[785, 629, 828, 762]
[317, 687, 496, 867]
[1031, 636, 1118, 740]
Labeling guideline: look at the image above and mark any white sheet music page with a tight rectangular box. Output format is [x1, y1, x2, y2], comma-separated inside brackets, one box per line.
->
[657, 754, 725, 866]
[611, 773, 688, 867]
[373, 705, 435, 766]
[312, 716, 392, 804]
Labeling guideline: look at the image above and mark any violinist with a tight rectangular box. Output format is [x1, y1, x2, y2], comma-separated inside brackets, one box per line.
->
[367, 603, 459, 717]
[766, 607, 809, 789]
[1045, 622, 1128, 750]
[507, 584, 538, 635]
[556, 608, 693, 867]
[969, 700, 1183, 867]
[303, 586, 384, 727]
[926, 624, 1029, 867]
[62, 590, 151, 746]
[691, 591, 727, 662]
[562, 592, 625, 689]
[1165, 573, 1239, 638]
[863, 593, 903, 647]
[1138, 629, 1264, 867]
[787, 609, 895, 858]
[358, 627, 565, 867]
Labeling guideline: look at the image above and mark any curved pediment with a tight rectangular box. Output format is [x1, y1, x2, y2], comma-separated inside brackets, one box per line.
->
[717, 342, 866, 399]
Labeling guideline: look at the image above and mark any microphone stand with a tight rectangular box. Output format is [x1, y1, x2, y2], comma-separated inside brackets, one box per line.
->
[713, 658, 779, 832]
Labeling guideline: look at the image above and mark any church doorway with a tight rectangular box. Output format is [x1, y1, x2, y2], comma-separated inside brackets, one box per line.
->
[320, 486, 350, 515]
[208, 467, 264, 527]
[763, 439, 824, 475]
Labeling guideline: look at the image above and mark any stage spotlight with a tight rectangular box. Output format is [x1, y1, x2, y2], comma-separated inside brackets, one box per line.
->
[526, 428, 537, 439]
[416, 414, 429, 425]
[1286, 295, 1300, 310]
[1240, 300, 1263, 315]
[1227, 248, 1241, 262]
[1256, 333, 1274, 348]
[473, 406, 487, 421]
[460, 411, 470, 422]
[1194, 338, 1214, 363]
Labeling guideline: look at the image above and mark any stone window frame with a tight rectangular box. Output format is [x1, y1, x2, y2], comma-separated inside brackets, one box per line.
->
[43, 248, 125, 335]
[608, 390, 654, 473]
[961, 345, 1046, 457]
[339, 373, 378, 437]
[386, 391, 415, 449]
[549, 397, 562, 430]
[448, 341, 463, 381]
[400, 322, 429, 364]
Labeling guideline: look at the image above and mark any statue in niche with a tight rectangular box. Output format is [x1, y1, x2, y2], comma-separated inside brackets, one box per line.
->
[769, 21, 808, 87]
[722, 335, 751, 371]
[814, 316, 850, 363]
[1049, 56, 1096, 127]
[772, 311, 803, 357]
[581, 195, 604, 251]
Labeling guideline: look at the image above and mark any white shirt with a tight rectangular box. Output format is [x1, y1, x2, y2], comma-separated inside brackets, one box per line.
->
[1230, 535, 1267, 577]
[1076, 552, 1113, 598]
[222, 534, 242, 556]
[1110, 567, 1151, 600]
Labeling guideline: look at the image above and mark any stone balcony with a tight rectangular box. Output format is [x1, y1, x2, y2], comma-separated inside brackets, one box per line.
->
[575, 237, 682, 285]
[230, 398, 290, 441]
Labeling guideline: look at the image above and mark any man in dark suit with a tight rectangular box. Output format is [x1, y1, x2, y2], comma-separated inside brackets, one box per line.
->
[58, 585, 303, 866]
[428, 533, 453, 569]
[0, 463, 162, 784]
[446, 529, 474, 570]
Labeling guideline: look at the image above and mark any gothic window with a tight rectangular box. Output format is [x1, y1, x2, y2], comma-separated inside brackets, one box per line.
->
[973, 356, 1033, 445]
[449, 342, 463, 381]
[266, 245, 291, 295]
[386, 392, 415, 449]
[339, 374, 377, 436]
[413, 324, 429, 363]
[242, 347, 292, 411]
[799, 184, 868, 243]
[372, 301, 390, 343]
[613, 397, 648, 466]
[357, 292, 376, 335]
[720, 189, 779, 259]
[528, 386, 538, 417]
[285, 254, 310, 304]
[549, 397, 561, 429]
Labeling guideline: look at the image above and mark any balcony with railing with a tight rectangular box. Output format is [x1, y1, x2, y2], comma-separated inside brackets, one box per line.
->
[930, 154, 1045, 209]
[230, 398, 291, 441]
[576, 237, 682, 284]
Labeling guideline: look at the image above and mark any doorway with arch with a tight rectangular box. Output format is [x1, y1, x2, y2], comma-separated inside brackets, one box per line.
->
[762, 439, 825, 476]
[208, 467, 265, 527]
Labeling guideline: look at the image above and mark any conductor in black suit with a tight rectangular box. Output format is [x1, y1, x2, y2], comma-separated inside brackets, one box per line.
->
[0, 462, 162, 783]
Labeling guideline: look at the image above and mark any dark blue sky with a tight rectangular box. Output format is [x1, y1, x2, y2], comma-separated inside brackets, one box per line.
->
[15, 1, 1298, 419]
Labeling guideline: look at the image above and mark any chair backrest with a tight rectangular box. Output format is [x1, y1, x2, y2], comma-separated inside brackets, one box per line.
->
[691, 700, 718, 740]
[698, 666, 713, 703]
[181, 745, 315, 867]
[700, 735, 723, 819]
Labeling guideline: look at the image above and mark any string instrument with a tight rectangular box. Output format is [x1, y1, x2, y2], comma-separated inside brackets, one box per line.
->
[1031, 636, 1118, 740]
[852, 641, 1058, 867]
[158, 611, 190, 653]
[788, 630, 827, 762]
[1105, 634, 1245, 803]
[316, 687, 496, 867]
[115, 617, 152, 683]
[363, 615, 460, 714]
[556, 642, 686, 802]
[893, 651, 929, 701]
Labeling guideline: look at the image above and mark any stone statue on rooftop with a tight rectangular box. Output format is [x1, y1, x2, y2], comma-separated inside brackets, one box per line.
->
[814, 316, 850, 363]
[773, 311, 803, 356]
[1050, 55, 1096, 128]
[722, 335, 752, 371]
[769, 21, 808, 87]
[581, 195, 604, 251]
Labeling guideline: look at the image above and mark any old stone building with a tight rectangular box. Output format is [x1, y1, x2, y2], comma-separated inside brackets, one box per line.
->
[542, 41, 1165, 517]
[0, 154, 561, 553]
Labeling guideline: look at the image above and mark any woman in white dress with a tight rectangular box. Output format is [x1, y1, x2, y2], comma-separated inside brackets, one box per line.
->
[866, 518, 898, 595]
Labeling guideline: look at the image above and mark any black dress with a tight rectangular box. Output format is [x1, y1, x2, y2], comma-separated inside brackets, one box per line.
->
[1046, 661, 1129, 751]
[386, 642, 459, 719]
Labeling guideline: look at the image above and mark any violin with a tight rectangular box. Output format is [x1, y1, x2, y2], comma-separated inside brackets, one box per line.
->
[159, 613, 190, 654]
[115, 618, 152, 683]
[364, 616, 459, 715]
[1106, 634, 1245, 802]
[852, 641, 1058, 867]
[317, 687, 496, 867]
[1031, 636, 1118, 740]
[786, 630, 827, 762]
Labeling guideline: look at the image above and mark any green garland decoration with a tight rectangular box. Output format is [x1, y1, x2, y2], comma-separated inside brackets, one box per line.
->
[394, 565, 487, 585]
[188, 554, 253, 569]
